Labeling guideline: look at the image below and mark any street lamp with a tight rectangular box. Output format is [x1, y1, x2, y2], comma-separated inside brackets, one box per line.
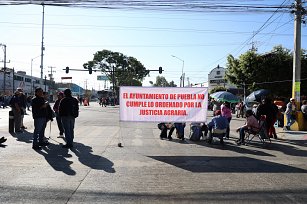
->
[31, 55, 40, 94]
[171, 55, 185, 87]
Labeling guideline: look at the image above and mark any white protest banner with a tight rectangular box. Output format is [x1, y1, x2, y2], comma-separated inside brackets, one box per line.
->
[120, 86, 208, 122]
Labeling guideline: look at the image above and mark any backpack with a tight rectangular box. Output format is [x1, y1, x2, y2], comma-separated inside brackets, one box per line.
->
[71, 98, 79, 118]
[190, 125, 203, 141]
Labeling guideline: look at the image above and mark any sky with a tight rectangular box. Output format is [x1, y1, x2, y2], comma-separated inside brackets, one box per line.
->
[0, 0, 306, 90]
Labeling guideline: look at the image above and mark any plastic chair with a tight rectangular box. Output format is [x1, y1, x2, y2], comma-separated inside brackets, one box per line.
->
[245, 115, 271, 145]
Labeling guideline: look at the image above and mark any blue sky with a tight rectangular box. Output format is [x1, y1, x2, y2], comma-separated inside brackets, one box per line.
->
[0, 1, 305, 89]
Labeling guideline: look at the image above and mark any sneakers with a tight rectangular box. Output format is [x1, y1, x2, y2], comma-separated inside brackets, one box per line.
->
[167, 136, 173, 141]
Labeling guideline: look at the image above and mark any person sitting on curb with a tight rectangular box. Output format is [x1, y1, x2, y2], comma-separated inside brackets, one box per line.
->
[207, 110, 229, 144]
[236, 110, 260, 145]
[0, 137, 7, 144]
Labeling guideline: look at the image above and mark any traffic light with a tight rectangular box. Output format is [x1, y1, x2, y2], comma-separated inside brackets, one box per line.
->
[65, 66, 69, 73]
[159, 67, 163, 74]
[89, 67, 92, 74]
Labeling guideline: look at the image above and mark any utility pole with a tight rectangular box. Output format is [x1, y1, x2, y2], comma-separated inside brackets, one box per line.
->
[40, 3, 45, 87]
[292, 0, 305, 103]
[0, 44, 10, 94]
[48, 66, 56, 81]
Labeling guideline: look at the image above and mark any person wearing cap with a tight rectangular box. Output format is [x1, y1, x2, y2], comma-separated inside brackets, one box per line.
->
[53, 92, 65, 137]
[31, 87, 49, 150]
[10, 91, 23, 133]
[284, 98, 297, 130]
[206, 110, 229, 144]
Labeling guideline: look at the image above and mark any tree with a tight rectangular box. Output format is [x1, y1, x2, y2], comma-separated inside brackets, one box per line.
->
[225, 45, 307, 98]
[153, 76, 177, 87]
[83, 50, 149, 94]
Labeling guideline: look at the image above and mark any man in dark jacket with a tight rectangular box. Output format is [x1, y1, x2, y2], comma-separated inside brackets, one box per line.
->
[31, 88, 49, 150]
[59, 89, 79, 148]
[53, 92, 64, 138]
[10, 91, 22, 133]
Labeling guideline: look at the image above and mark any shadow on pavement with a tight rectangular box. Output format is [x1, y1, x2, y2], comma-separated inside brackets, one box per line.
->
[148, 155, 307, 173]
[0, 144, 7, 148]
[187, 139, 274, 157]
[10, 130, 33, 144]
[239, 140, 307, 157]
[36, 143, 76, 176]
[71, 142, 116, 173]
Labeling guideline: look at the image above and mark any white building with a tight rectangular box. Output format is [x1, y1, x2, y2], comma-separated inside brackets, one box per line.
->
[208, 65, 237, 92]
[0, 68, 48, 95]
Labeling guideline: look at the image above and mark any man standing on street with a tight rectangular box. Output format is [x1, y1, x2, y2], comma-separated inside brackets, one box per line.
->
[10, 91, 23, 133]
[53, 92, 65, 138]
[17, 88, 28, 129]
[31, 88, 49, 150]
[59, 89, 79, 148]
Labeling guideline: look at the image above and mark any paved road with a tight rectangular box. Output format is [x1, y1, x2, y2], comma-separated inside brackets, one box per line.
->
[0, 103, 307, 203]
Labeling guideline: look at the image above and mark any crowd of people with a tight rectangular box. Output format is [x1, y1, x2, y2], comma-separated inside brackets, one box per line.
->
[158, 96, 306, 145]
[1, 87, 79, 150]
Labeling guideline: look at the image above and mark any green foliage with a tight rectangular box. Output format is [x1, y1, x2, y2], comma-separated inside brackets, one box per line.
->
[153, 76, 177, 87]
[225, 45, 307, 98]
[83, 50, 149, 91]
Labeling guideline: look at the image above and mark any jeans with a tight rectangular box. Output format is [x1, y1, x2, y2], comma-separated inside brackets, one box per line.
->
[55, 114, 64, 134]
[61, 116, 75, 146]
[239, 127, 248, 143]
[12, 108, 21, 132]
[33, 117, 47, 146]
[286, 114, 295, 127]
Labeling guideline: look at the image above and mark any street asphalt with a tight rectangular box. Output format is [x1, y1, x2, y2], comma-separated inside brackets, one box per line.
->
[0, 103, 307, 203]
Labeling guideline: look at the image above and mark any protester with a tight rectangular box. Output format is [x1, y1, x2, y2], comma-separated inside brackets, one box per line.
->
[42, 92, 55, 141]
[174, 123, 186, 140]
[207, 110, 229, 144]
[236, 110, 260, 145]
[26, 95, 32, 111]
[158, 123, 175, 140]
[17, 88, 27, 129]
[59, 89, 79, 148]
[284, 98, 297, 130]
[10, 91, 23, 133]
[256, 98, 277, 138]
[301, 100, 307, 120]
[31, 88, 49, 150]
[221, 101, 232, 138]
[53, 92, 65, 138]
